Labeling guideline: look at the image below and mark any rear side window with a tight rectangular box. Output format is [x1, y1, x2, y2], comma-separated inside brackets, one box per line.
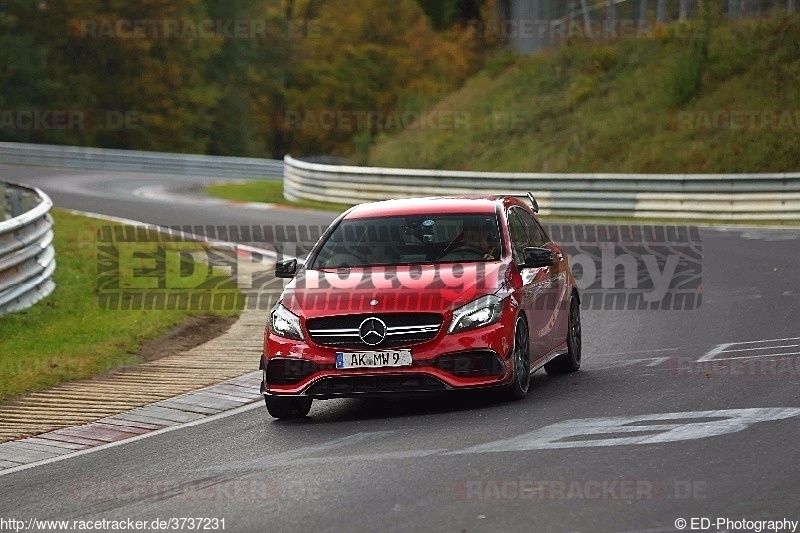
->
[508, 207, 548, 263]
[514, 208, 549, 247]
[507, 210, 529, 262]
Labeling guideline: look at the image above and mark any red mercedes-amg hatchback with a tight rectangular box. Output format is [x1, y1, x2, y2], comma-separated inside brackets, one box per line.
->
[260, 195, 581, 418]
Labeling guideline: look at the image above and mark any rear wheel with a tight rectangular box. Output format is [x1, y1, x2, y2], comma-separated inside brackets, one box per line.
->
[504, 316, 531, 400]
[545, 295, 581, 375]
[264, 395, 312, 419]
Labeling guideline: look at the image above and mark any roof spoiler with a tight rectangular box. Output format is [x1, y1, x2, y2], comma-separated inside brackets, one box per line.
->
[526, 192, 539, 213]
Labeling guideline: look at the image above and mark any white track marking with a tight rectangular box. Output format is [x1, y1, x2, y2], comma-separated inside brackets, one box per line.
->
[5, 406, 798, 476]
[697, 343, 733, 362]
[445, 408, 800, 453]
[723, 344, 800, 353]
[64, 209, 280, 260]
[725, 336, 800, 345]
[710, 352, 800, 361]
[592, 348, 679, 357]
[698, 337, 800, 362]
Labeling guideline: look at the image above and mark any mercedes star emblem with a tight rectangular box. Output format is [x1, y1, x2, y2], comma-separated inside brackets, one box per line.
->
[358, 317, 387, 346]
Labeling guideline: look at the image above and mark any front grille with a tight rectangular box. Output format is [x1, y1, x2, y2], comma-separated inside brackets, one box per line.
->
[305, 374, 447, 397]
[306, 313, 442, 349]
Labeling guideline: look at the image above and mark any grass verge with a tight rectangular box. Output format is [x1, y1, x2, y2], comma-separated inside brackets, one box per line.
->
[0, 209, 241, 401]
[206, 180, 354, 213]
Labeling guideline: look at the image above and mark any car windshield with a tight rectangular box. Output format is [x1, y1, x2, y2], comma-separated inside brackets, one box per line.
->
[311, 214, 502, 268]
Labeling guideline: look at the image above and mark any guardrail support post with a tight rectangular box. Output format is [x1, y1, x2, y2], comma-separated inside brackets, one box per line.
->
[789, 0, 796, 13]
[657, 0, 666, 22]
[8, 189, 23, 218]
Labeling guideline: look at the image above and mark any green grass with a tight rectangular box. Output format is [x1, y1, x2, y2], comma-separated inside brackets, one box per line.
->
[0, 209, 241, 401]
[364, 15, 800, 174]
[206, 180, 355, 213]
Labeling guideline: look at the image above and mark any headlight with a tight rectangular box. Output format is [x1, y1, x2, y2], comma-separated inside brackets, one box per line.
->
[270, 303, 304, 341]
[448, 295, 503, 334]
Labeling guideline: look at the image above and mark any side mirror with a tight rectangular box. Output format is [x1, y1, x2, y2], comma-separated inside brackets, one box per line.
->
[275, 258, 298, 278]
[521, 247, 554, 268]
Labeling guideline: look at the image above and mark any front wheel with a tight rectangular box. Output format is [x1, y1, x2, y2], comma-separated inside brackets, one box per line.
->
[545, 294, 581, 375]
[264, 395, 312, 419]
[504, 316, 531, 400]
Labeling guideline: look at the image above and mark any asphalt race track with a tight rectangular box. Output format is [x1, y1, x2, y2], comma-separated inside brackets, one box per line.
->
[1, 164, 799, 533]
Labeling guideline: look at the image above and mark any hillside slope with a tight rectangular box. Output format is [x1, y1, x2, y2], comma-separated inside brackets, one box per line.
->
[366, 15, 800, 173]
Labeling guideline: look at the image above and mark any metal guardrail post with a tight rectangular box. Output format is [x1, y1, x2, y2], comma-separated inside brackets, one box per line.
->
[7, 188, 23, 217]
[657, 0, 666, 21]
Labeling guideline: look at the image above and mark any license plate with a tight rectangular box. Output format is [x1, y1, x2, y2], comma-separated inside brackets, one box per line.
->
[336, 349, 412, 369]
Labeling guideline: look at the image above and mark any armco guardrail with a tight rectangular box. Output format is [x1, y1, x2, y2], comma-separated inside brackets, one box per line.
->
[0, 182, 55, 316]
[0, 142, 284, 179]
[284, 155, 800, 222]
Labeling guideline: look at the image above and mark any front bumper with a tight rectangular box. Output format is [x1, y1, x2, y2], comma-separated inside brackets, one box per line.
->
[262, 314, 516, 398]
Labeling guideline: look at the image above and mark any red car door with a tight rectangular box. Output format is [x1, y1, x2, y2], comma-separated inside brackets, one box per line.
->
[506, 207, 560, 362]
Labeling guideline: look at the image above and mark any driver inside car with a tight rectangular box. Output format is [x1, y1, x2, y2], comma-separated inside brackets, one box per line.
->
[450, 224, 498, 260]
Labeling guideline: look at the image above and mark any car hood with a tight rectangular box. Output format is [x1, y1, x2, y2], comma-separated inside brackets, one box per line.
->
[281, 263, 509, 318]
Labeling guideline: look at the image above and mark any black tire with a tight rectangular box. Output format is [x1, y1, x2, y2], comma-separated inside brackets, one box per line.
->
[545, 294, 582, 375]
[264, 395, 312, 419]
[504, 316, 531, 400]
